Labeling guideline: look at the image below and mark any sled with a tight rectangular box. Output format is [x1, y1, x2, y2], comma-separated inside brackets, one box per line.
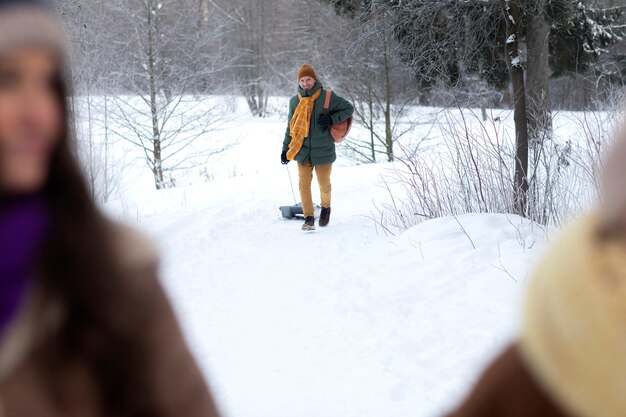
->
[280, 203, 321, 220]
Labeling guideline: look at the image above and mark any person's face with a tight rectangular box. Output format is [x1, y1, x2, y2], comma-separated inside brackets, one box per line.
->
[0, 48, 62, 193]
[299, 76, 316, 91]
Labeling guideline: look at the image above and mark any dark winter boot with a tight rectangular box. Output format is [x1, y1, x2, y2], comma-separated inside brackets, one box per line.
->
[302, 216, 315, 231]
[319, 207, 331, 227]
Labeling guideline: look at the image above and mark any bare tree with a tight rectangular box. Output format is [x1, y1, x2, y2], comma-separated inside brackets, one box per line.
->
[211, 0, 347, 116]
[103, 0, 232, 189]
[336, 4, 420, 163]
[54, 0, 126, 202]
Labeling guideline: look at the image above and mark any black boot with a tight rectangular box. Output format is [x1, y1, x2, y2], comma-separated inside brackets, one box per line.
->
[319, 207, 331, 227]
[302, 216, 315, 231]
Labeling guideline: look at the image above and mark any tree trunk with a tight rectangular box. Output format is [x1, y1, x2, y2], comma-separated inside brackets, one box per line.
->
[147, 0, 164, 190]
[501, 82, 512, 108]
[86, 88, 96, 199]
[526, 0, 552, 145]
[368, 91, 376, 163]
[153, 140, 164, 190]
[103, 93, 110, 201]
[240, 0, 268, 118]
[502, 0, 529, 216]
[418, 78, 432, 106]
[383, 45, 394, 162]
[481, 94, 488, 122]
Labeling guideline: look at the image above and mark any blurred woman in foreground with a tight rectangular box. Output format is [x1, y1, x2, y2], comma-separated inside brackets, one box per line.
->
[446, 113, 626, 416]
[0, 0, 221, 415]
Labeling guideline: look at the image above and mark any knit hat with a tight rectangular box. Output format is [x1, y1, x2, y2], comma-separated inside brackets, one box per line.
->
[298, 64, 318, 81]
[520, 213, 626, 417]
[0, 0, 69, 62]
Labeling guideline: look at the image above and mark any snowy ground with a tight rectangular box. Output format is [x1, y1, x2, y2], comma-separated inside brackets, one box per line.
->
[102, 99, 563, 417]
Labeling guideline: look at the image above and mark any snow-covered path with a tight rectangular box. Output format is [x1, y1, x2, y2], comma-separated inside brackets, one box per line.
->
[118, 172, 546, 417]
[106, 115, 551, 417]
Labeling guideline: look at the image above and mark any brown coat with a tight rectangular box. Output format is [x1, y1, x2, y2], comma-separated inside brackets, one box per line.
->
[0, 223, 221, 417]
[444, 344, 569, 417]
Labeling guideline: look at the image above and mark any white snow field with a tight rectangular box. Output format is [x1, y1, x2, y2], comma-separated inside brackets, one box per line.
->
[100, 99, 574, 417]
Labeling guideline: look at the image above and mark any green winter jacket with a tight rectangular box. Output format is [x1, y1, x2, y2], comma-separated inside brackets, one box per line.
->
[283, 82, 354, 166]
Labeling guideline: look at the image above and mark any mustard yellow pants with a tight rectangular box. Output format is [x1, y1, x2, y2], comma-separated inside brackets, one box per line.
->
[297, 161, 332, 217]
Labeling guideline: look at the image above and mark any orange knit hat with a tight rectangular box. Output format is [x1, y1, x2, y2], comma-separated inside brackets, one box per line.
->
[298, 64, 318, 81]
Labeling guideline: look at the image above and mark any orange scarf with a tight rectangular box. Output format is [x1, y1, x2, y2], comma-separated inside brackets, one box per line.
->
[287, 88, 323, 160]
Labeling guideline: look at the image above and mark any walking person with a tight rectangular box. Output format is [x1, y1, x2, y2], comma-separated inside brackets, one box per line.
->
[0, 1, 221, 415]
[281, 64, 354, 231]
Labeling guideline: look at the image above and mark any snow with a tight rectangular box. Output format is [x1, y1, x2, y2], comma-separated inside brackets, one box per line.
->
[102, 101, 558, 417]
[116, 185, 547, 417]
[504, 1, 516, 26]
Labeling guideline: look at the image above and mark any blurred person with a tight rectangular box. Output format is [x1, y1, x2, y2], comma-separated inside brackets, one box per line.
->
[281, 64, 354, 231]
[0, 0, 222, 415]
[445, 114, 626, 416]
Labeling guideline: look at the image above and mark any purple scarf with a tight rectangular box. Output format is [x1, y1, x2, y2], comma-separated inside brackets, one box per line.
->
[0, 195, 49, 339]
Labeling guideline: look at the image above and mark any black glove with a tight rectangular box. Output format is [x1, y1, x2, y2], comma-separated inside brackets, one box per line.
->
[318, 113, 333, 130]
[281, 150, 289, 165]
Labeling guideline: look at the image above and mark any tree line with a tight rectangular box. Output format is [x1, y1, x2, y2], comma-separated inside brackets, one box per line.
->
[53, 0, 625, 217]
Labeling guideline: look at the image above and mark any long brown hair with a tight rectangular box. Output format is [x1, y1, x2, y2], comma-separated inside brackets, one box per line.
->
[35, 65, 157, 414]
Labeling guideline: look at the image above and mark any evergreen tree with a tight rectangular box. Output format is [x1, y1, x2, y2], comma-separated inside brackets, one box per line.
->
[323, 0, 624, 217]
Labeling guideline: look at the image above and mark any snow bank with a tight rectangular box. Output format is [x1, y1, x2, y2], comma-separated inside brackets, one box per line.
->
[98, 98, 585, 416]
[112, 165, 550, 417]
